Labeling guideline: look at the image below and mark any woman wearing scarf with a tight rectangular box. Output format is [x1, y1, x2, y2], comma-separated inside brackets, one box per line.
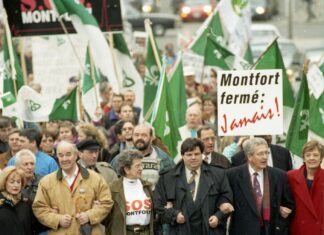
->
[288, 140, 324, 235]
[0, 166, 44, 235]
[106, 149, 154, 235]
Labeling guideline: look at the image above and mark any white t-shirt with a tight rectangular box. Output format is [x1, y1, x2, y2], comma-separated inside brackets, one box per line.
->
[123, 178, 151, 226]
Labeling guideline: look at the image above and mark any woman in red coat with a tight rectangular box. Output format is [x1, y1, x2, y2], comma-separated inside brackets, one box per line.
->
[288, 140, 324, 235]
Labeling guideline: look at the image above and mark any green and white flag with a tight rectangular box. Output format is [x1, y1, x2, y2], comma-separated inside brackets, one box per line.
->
[168, 53, 187, 127]
[50, 0, 119, 93]
[1, 20, 25, 116]
[82, 45, 101, 120]
[308, 60, 324, 141]
[218, 0, 251, 57]
[286, 73, 309, 157]
[143, 30, 161, 120]
[188, 10, 225, 56]
[0, 92, 17, 117]
[49, 87, 79, 121]
[113, 33, 144, 109]
[151, 64, 181, 158]
[204, 34, 250, 70]
[17, 85, 80, 122]
[254, 39, 295, 139]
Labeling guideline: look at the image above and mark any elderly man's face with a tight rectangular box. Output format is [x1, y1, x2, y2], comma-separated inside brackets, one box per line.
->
[247, 144, 269, 171]
[57, 143, 78, 173]
[186, 108, 201, 129]
[17, 154, 35, 179]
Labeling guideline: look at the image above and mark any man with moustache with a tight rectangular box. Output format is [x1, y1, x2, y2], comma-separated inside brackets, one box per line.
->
[111, 122, 174, 189]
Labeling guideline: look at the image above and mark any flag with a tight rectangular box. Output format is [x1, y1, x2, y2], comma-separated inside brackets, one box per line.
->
[2, 28, 25, 96]
[151, 64, 181, 158]
[188, 10, 225, 56]
[81, 45, 100, 120]
[50, 0, 119, 93]
[49, 87, 79, 121]
[0, 92, 17, 117]
[286, 73, 309, 156]
[168, 53, 187, 127]
[113, 33, 144, 109]
[1, 17, 25, 117]
[308, 61, 324, 140]
[143, 29, 161, 120]
[254, 39, 295, 138]
[204, 35, 250, 70]
[218, 0, 251, 57]
[17, 85, 80, 122]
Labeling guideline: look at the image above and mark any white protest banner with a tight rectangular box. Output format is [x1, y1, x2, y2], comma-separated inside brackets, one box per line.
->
[32, 35, 86, 100]
[218, 69, 283, 136]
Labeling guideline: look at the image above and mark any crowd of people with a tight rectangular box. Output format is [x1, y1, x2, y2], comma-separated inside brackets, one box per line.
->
[0, 81, 323, 235]
[0, 39, 322, 235]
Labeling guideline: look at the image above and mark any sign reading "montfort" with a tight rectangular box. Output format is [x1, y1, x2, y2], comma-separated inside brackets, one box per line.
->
[4, 0, 122, 36]
[217, 69, 283, 136]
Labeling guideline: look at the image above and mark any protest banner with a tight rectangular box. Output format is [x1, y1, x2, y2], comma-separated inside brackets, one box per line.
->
[4, 0, 122, 36]
[217, 69, 283, 136]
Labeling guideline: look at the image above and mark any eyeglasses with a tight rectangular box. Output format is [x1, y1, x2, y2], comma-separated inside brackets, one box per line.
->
[255, 151, 270, 157]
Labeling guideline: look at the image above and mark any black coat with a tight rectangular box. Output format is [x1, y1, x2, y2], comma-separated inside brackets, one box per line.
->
[227, 164, 295, 235]
[231, 144, 292, 171]
[0, 193, 44, 235]
[154, 161, 233, 235]
[210, 151, 231, 169]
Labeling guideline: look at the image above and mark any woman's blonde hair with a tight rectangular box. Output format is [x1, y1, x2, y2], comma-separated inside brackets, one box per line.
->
[77, 123, 108, 148]
[0, 166, 25, 192]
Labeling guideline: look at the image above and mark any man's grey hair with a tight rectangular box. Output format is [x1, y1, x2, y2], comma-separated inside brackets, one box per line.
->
[57, 140, 78, 154]
[243, 137, 268, 157]
[15, 149, 36, 166]
[118, 150, 143, 177]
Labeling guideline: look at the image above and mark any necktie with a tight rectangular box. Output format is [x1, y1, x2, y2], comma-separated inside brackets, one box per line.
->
[188, 170, 197, 200]
[253, 172, 262, 213]
[190, 129, 197, 138]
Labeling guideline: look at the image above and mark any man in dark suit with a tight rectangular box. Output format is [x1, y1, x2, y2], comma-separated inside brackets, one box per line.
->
[231, 135, 292, 171]
[227, 137, 294, 235]
[198, 126, 231, 169]
[154, 138, 233, 235]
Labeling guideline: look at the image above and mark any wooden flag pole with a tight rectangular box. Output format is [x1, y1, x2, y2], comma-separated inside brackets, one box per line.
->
[107, 32, 122, 92]
[19, 38, 28, 85]
[88, 46, 100, 108]
[57, 18, 85, 72]
[144, 19, 162, 71]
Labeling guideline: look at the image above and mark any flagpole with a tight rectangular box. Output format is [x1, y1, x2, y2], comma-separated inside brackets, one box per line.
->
[76, 82, 85, 122]
[144, 19, 162, 71]
[107, 32, 122, 91]
[2, 9, 18, 97]
[19, 38, 28, 85]
[88, 46, 100, 108]
[251, 36, 279, 69]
